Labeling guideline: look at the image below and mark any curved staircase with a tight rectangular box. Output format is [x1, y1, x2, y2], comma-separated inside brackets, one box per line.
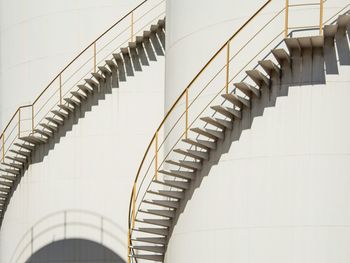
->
[0, 0, 165, 225]
[128, 6, 350, 263]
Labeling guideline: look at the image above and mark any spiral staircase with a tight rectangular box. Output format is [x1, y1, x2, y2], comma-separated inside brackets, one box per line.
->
[127, 7, 350, 263]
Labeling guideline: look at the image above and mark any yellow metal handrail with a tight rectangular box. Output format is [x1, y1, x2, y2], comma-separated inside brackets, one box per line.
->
[128, 0, 349, 261]
[0, 0, 166, 163]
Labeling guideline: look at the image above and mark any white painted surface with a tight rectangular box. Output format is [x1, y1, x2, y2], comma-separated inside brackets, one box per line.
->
[0, 0, 140, 130]
[165, 67, 350, 263]
[0, 55, 165, 262]
[0, 0, 166, 260]
[164, 0, 350, 262]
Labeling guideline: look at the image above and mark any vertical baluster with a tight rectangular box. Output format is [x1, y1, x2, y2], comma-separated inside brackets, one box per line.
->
[131, 12, 134, 42]
[226, 41, 230, 94]
[93, 42, 97, 73]
[285, 0, 289, 38]
[32, 105, 35, 133]
[155, 131, 158, 180]
[18, 108, 21, 138]
[319, 0, 324, 35]
[185, 89, 189, 138]
[1, 133, 4, 162]
[59, 74, 62, 105]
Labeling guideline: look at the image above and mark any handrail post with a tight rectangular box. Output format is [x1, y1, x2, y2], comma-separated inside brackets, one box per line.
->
[18, 108, 21, 138]
[226, 41, 230, 94]
[31, 105, 35, 133]
[59, 74, 62, 105]
[132, 184, 136, 229]
[319, 0, 324, 35]
[285, 0, 289, 38]
[1, 134, 4, 162]
[185, 89, 189, 138]
[128, 229, 131, 263]
[93, 42, 97, 73]
[131, 12, 134, 42]
[155, 131, 158, 180]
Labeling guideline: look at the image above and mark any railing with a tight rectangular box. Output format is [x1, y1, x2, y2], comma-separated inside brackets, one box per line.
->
[128, 0, 350, 261]
[0, 0, 166, 164]
[9, 210, 125, 263]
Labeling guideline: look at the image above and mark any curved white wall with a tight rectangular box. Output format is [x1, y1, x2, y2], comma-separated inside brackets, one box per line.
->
[165, 67, 350, 263]
[0, 56, 165, 262]
[0, 0, 165, 261]
[165, 0, 350, 263]
[0, 0, 140, 129]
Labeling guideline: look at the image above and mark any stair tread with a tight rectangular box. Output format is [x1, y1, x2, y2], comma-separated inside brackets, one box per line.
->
[211, 105, 242, 120]
[165, 159, 202, 170]
[174, 148, 209, 160]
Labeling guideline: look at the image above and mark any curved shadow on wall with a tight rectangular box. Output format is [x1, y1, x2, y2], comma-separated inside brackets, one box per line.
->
[10, 210, 127, 263]
[168, 25, 350, 243]
[26, 238, 125, 263]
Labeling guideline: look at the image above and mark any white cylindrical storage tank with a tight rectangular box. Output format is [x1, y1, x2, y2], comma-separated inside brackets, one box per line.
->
[0, 0, 166, 262]
[164, 1, 350, 263]
[0, 0, 140, 129]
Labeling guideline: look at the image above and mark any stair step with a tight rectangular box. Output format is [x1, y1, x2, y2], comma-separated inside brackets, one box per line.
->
[132, 245, 165, 253]
[6, 156, 26, 164]
[2, 162, 22, 170]
[136, 218, 172, 227]
[191, 127, 224, 140]
[0, 168, 20, 176]
[64, 98, 81, 107]
[133, 237, 166, 245]
[46, 117, 64, 126]
[165, 159, 202, 170]
[174, 148, 209, 160]
[246, 69, 269, 88]
[91, 72, 104, 82]
[271, 48, 291, 65]
[20, 135, 47, 144]
[131, 254, 164, 262]
[1, 175, 16, 182]
[158, 19, 165, 29]
[234, 82, 260, 98]
[182, 138, 216, 150]
[323, 24, 338, 38]
[211, 105, 241, 120]
[105, 60, 117, 71]
[77, 84, 93, 95]
[143, 199, 180, 209]
[221, 93, 250, 109]
[337, 14, 350, 34]
[140, 209, 176, 218]
[98, 65, 112, 76]
[285, 38, 301, 54]
[85, 78, 99, 89]
[57, 104, 74, 113]
[0, 186, 11, 193]
[10, 149, 31, 158]
[134, 227, 168, 236]
[39, 123, 58, 132]
[258, 60, 280, 77]
[154, 179, 190, 190]
[14, 143, 34, 152]
[0, 193, 8, 198]
[158, 169, 195, 180]
[71, 91, 87, 101]
[51, 110, 69, 119]
[0, 180, 12, 188]
[34, 129, 52, 138]
[147, 190, 184, 200]
[200, 116, 232, 130]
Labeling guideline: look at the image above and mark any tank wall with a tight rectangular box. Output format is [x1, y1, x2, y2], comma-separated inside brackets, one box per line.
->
[0, 0, 140, 129]
[0, 45, 165, 263]
[165, 63, 350, 263]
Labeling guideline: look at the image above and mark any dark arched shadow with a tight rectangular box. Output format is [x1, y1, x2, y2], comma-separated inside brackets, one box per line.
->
[26, 238, 125, 263]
